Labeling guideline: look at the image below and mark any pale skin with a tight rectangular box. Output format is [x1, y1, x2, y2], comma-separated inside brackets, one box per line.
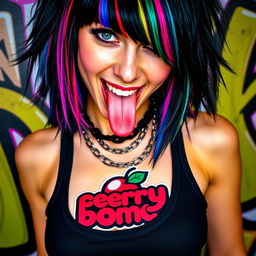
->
[15, 24, 246, 256]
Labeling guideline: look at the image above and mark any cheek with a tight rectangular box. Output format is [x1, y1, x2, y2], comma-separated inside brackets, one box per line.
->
[78, 46, 102, 75]
[145, 59, 171, 86]
[78, 34, 112, 76]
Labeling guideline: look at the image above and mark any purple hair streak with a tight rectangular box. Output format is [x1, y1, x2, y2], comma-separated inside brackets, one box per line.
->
[56, 0, 87, 131]
[153, 0, 174, 63]
[160, 79, 174, 124]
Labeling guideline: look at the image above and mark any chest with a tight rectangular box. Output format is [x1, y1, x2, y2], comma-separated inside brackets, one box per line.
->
[44, 132, 208, 255]
[44, 138, 208, 255]
[69, 143, 172, 224]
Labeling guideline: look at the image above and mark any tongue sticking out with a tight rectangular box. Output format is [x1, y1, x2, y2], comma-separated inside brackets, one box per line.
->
[107, 89, 136, 137]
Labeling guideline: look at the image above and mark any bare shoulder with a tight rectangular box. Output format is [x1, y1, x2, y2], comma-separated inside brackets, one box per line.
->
[15, 127, 61, 193]
[15, 127, 60, 169]
[183, 112, 240, 181]
[185, 112, 239, 151]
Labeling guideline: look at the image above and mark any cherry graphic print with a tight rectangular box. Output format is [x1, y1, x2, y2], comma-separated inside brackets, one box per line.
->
[102, 167, 148, 193]
[75, 166, 169, 230]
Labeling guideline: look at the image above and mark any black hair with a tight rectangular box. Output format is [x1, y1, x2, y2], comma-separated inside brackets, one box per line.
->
[17, 0, 231, 165]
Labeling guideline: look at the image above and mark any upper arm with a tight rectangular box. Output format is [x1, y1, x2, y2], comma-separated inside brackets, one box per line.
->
[205, 119, 245, 255]
[15, 129, 59, 256]
[189, 114, 246, 255]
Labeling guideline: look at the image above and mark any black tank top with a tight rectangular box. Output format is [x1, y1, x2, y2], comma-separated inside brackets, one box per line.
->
[45, 130, 208, 256]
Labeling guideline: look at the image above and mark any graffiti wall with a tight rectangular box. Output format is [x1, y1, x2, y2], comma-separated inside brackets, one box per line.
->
[0, 0, 255, 255]
[218, 0, 256, 254]
[0, 0, 47, 255]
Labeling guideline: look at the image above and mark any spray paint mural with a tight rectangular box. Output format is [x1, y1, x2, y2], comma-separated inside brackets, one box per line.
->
[218, 1, 256, 254]
[0, 0, 255, 255]
[0, 0, 47, 255]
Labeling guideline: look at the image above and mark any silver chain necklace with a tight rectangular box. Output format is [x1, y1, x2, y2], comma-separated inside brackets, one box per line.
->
[82, 115, 157, 168]
[96, 124, 148, 154]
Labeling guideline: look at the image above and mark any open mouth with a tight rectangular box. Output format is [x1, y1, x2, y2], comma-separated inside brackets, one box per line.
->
[106, 83, 137, 96]
[100, 78, 143, 102]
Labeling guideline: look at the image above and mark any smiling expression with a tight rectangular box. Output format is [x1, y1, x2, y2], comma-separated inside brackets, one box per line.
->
[77, 23, 171, 128]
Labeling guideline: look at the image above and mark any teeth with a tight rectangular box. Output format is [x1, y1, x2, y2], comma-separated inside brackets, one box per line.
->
[105, 82, 137, 96]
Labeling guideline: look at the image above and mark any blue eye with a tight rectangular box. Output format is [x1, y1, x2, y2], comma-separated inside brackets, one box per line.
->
[90, 28, 119, 44]
[98, 32, 116, 42]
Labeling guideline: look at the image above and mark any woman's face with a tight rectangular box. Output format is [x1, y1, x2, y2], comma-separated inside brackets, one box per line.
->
[78, 23, 171, 136]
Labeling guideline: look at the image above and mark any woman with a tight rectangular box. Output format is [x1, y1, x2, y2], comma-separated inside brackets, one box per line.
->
[15, 0, 246, 255]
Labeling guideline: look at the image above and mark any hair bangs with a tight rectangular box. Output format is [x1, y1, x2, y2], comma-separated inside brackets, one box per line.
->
[76, 0, 151, 47]
[97, 0, 176, 66]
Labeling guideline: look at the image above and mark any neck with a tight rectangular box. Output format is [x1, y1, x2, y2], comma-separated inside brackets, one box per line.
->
[86, 96, 150, 136]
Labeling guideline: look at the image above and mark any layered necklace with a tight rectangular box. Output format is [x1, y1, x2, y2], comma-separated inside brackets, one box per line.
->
[82, 101, 157, 168]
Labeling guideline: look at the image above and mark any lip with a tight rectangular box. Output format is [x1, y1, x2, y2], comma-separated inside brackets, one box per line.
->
[100, 78, 144, 106]
[100, 78, 144, 91]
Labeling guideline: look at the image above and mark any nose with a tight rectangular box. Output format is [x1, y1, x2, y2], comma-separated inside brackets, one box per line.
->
[113, 43, 141, 83]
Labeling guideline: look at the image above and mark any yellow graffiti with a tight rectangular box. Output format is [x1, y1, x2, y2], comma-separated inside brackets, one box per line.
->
[0, 87, 47, 130]
[0, 87, 47, 248]
[218, 6, 256, 201]
[218, 6, 256, 253]
[0, 144, 28, 247]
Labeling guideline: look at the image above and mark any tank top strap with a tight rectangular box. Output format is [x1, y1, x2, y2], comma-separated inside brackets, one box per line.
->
[171, 128, 207, 206]
[45, 131, 74, 216]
